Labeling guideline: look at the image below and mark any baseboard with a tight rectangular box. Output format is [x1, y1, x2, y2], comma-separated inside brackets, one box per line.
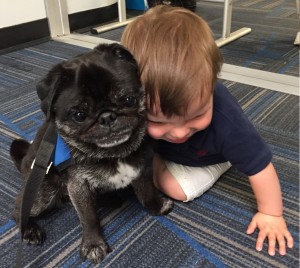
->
[0, 3, 118, 51]
[0, 19, 50, 50]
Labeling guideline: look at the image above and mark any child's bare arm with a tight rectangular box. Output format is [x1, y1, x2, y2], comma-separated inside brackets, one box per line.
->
[247, 162, 294, 255]
[249, 162, 283, 216]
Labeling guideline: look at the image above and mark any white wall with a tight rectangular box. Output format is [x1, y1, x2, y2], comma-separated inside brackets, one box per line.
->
[67, 0, 117, 14]
[0, 0, 117, 29]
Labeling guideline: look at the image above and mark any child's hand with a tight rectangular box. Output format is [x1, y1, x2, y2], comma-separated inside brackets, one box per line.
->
[246, 212, 294, 256]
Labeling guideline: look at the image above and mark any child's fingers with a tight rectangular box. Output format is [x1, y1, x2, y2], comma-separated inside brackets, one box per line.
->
[284, 230, 294, 248]
[256, 230, 267, 252]
[277, 234, 286, 255]
[246, 219, 257, 234]
[268, 230, 293, 256]
[267, 233, 276, 256]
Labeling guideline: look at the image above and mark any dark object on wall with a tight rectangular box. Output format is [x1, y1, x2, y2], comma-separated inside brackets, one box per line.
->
[0, 19, 50, 52]
[68, 4, 118, 32]
[147, 0, 197, 12]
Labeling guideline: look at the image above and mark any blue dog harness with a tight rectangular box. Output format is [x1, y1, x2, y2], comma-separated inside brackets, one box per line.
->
[53, 134, 74, 172]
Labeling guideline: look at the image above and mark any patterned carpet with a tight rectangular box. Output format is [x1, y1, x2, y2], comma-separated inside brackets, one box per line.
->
[0, 1, 299, 267]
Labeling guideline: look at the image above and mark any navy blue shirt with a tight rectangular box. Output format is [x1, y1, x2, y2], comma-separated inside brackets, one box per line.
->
[157, 82, 272, 176]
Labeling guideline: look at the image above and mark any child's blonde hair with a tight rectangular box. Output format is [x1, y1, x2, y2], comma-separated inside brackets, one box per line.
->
[121, 5, 222, 116]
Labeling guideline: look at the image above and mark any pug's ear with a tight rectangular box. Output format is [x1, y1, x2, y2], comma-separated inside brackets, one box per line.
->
[111, 43, 138, 67]
[94, 43, 139, 71]
[36, 64, 63, 121]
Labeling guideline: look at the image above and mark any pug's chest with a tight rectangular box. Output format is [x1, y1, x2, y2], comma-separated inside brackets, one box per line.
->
[70, 160, 142, 190]
[108, 161, 142, 189]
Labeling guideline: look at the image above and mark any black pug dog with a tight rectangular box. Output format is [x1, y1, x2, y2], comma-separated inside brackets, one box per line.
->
[10, 43, 173, 264]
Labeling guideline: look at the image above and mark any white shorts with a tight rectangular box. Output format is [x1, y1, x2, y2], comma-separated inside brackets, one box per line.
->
[165, 161, 232, 202]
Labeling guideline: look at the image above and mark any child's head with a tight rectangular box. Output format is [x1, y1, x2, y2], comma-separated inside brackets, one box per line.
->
[121, 5, 222, 118]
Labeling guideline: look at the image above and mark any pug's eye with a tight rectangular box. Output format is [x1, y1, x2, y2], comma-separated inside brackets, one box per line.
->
[122, 96, 137, 107]
[72, 111, 87, 122]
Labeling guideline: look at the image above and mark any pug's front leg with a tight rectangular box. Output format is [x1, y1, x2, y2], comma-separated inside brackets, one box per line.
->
[13, 192, 46, 245]
[67, 179, 109, 264]
[132, 165, 174, 215]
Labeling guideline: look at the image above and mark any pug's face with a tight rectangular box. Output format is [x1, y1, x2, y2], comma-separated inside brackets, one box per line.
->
[37, 44, 146, 158]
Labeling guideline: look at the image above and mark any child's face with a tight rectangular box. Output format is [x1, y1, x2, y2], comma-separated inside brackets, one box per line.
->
[147, 96, 213, 143]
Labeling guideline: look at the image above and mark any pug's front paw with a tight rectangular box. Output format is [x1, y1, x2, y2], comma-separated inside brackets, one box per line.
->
[23, 221, 46, 245]
[146, 197, 174, 215]
[80, 239, 109, 264]
[159, 197, 174, 215]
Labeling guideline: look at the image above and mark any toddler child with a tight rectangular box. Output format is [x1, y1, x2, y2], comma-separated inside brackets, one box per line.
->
[121, 5, 294, 256]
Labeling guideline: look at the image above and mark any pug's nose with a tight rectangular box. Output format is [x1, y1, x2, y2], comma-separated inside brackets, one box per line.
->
[99, 111, 117, 126]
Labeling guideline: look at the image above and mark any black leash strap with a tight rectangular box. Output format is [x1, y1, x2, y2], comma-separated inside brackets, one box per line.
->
[16, 122, 57, 268]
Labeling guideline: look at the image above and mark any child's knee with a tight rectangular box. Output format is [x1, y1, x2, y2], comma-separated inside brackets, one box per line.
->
[159, 168, 187, 201]
[153, 156, 187, 201]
